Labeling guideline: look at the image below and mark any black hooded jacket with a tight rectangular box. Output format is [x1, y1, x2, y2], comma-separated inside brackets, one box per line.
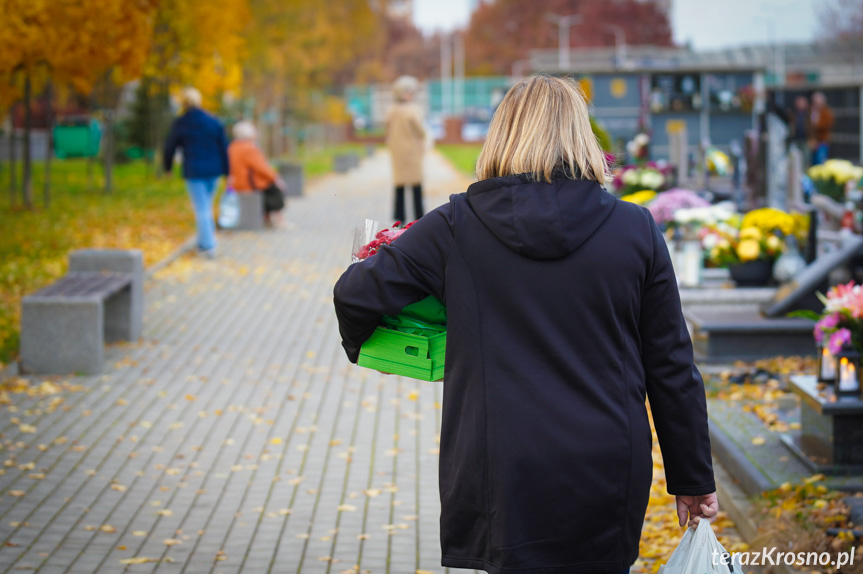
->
[333, 173, 715, 573]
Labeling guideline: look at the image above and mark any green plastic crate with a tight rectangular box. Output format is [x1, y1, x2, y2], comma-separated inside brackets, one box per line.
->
[358, 327, 446, 381]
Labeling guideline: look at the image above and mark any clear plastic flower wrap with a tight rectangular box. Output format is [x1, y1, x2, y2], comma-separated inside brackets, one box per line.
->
[349, 220, 447, 381]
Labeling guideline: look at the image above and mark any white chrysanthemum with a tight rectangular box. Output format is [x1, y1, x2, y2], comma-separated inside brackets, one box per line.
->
[702, 234, 719, 249]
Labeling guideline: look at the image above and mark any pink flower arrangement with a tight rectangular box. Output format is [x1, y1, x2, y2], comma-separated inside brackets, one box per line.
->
[814, 313, 840, 343]
[647, 189, 711, 225]
[828, 328, 853, 355]
[813, 281, 863, 353]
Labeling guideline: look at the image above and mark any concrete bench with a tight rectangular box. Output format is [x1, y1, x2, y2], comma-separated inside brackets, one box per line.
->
[235, 190, 264, 230]
[333, 153, 359, 173]
[276, 162, 304, 197]
[20, 249, 143, 374]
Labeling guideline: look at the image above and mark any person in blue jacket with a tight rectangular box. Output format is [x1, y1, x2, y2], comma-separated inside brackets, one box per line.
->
[163, 88, 229, 257]
[334, 75, 718, 574]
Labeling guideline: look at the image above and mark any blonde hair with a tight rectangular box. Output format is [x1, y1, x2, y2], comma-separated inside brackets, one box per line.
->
[180, 87, 203, 111]
[475, 75, 609, 185]
[393, 75, 419, 103]
[232, 120, 257, 141]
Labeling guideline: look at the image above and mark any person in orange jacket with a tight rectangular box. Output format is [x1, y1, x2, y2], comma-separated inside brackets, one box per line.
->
[228, 120, 286, 224]
[809, 92, 835, 166]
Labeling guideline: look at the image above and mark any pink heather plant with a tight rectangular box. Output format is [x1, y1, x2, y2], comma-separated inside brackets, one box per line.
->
[648, 189, 711, 225]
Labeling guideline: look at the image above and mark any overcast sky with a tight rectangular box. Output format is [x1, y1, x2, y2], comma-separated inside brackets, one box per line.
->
[413, 0, 822, 49]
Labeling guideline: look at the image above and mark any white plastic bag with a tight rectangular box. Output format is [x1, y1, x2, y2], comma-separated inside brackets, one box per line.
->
[658, 519, 742, 574]
[218, 187, 240, 229]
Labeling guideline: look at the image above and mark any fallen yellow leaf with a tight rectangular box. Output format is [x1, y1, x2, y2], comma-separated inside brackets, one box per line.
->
[120, 557, 159, 565]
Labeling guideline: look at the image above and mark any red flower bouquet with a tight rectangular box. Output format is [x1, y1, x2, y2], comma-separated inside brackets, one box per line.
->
[351, 220, 447, 381]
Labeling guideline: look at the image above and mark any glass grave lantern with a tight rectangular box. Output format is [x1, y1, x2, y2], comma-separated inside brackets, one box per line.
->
[834, 346, 862, 398]
[817, 338, 836, 384]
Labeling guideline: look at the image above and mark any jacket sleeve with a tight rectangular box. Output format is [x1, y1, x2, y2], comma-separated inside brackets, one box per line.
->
[333, 204, 454, 363]
[248, 145, 278, 184]
[163, 120, 180, 173]
[639, 214, 715, 496]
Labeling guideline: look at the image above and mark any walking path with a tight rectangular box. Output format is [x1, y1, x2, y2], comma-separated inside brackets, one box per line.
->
[0, 150, 740, 573]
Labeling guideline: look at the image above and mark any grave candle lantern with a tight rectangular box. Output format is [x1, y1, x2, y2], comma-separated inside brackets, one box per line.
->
[834, 346, 861, 398]
[817, 339, 836, 384]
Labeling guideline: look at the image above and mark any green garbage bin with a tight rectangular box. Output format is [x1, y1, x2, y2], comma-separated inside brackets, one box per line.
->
[54, 120, 101, 159]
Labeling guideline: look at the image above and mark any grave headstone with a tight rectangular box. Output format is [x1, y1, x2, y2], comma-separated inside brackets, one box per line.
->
[766, 113, 789, 210]
[788, 146, 804, 206]
[667, 121, 689, 187]
[762, 234, 863, 317]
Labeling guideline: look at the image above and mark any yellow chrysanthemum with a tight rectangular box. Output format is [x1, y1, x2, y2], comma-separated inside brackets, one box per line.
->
[742, 208, 796, 236]
[620, 190, 657, 205]
[736, 239, 761, 262]
[766, 235, 782, 251]
[739, 227, 762, 241]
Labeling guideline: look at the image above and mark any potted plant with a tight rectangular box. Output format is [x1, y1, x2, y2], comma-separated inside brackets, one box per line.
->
[704, 208, 800, 287]
[807, 160, 863, 203]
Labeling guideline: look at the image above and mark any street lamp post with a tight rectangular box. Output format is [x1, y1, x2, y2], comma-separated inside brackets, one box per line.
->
[545, 13, 582, 72]
[604, 24, 627, 69]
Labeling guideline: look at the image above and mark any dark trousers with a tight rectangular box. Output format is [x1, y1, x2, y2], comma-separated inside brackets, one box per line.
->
[394, 184, 424, 222]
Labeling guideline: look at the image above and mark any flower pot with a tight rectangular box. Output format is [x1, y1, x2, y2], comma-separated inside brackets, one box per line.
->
[729, 259, 775, 287]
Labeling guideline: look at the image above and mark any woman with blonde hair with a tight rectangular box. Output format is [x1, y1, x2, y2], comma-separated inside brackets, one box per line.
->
[334, 75, 716, 573]
[386, 75, 426, 221]
[163, 87, 229, 257]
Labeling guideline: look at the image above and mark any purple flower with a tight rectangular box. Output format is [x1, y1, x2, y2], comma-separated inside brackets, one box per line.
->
[828, 328, 852, 355]
[814, 313, 841, 342]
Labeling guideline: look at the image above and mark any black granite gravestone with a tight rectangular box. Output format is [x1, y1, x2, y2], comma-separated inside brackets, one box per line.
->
[784, 375, 863, 474]
[763, 234, 863, 317]
[687, 235, 863, 361]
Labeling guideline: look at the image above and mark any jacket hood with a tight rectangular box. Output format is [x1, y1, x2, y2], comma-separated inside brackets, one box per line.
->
[466, 173, 617, 260]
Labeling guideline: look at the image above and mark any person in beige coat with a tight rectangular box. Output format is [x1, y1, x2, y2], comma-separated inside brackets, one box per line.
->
[386, 76, 426, 221]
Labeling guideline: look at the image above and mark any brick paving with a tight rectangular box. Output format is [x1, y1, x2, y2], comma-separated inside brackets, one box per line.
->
[0, 150, 739, 573]
[0, 151, 476, 574]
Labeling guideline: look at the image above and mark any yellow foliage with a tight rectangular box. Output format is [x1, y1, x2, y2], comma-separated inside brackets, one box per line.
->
[146, 0, 249, 110]
[244, 0, 381, 111]
[0, 0, 156, 107]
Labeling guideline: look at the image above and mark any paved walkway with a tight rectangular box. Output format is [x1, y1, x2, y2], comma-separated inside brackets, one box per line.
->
[0, 151, 739, 573]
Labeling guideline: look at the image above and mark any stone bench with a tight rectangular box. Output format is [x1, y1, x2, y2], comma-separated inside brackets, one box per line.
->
[20, 249, 143, 375]
[276, 162, 304, 197]
[236, 190, 264, 230]
[333, 153, 360, 173]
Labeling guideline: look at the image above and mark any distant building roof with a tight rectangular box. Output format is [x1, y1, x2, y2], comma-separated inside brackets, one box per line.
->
[530, 40, 863, 84]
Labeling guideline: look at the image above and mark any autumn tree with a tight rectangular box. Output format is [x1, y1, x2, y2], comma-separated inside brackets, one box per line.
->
[0, 0, 156, 204]
[464, 0, 674, 76]
[820, 0, 863, 39]
[243, 0, 382, 126]
[137, 0, 248, 174]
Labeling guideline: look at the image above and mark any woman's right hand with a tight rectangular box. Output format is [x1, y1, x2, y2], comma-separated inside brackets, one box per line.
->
[676, 492, 719, 528]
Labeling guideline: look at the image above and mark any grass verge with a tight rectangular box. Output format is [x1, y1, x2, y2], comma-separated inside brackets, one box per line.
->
[435, 144, 483, 177]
